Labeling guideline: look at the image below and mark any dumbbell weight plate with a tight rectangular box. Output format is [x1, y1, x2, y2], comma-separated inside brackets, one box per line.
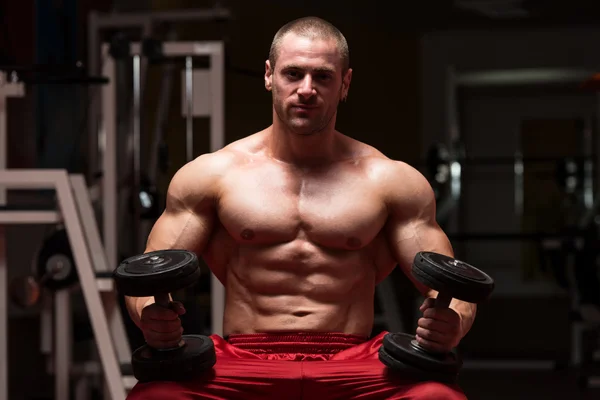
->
[412, 252, 494, 304]
[132, 335, 216, 382]
[382, 332, 461, 375]
[113, 250, 201, 297]
[37, 229, 78, 290]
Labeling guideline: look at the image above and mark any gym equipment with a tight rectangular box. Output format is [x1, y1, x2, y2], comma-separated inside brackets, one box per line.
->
[9, 228, 78, 308]
[113, 249, 216, 382]
[100, 40, 227, 337]
[379, 251, 494, 383]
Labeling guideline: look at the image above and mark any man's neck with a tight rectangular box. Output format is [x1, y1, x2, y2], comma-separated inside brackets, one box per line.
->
[267, 118, 339, 167]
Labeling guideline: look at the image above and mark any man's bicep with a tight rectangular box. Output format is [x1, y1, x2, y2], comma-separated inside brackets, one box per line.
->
[145, 207, 215, 254]
[386, 216, 453, 295]
[384, 162, 454, 294]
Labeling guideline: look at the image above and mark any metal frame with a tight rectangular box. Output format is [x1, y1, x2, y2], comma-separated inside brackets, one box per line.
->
[86, 7, 231, 184]
[101, 41, 226, 336]
[0, 72, 25, 400]
[0, 170, 127, 399]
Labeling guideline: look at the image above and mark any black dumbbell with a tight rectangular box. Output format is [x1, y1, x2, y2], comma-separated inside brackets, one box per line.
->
[113, 250, 216, 382]
[379, 252, 494, 383]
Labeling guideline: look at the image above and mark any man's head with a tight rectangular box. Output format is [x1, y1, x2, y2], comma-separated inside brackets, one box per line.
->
[264, 17, 352, 136]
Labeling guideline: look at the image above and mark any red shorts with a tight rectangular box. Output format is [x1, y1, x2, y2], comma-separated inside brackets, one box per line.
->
[127, 331, 467, 399]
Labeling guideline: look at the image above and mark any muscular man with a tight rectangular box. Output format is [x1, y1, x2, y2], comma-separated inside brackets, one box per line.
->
[126, 16, 475, 399]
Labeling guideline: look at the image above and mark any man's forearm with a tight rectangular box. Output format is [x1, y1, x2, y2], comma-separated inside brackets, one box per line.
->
[450, 299, 477, 338]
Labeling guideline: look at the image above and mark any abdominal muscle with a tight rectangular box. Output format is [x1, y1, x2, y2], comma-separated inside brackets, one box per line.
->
[213, 239, 378, 337]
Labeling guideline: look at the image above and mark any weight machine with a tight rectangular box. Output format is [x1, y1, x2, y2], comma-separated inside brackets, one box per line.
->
[0, 39, 226, 400]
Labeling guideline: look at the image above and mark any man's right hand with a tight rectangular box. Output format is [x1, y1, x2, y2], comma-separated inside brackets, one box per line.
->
[140, 301, 186, 349]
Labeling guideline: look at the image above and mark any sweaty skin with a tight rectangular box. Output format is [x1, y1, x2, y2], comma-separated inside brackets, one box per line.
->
[124, 31, 476, 350]
[127, 133, 471, 338]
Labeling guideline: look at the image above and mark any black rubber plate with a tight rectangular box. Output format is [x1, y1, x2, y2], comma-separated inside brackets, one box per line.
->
[113, 250, 201, 297]
[132, 334, 216, 382]
[383, 333, 462, 375]
[379, 346, 459, 384]
[412, 252, 495, 303]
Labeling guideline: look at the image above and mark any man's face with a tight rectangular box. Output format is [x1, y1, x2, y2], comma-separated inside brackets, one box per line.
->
[265, 33, 352, 136]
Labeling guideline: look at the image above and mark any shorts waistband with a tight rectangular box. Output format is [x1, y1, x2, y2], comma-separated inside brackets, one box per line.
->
[226, 332, 369, 355]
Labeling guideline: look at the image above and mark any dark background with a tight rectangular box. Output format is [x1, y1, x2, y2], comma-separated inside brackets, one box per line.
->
[4, 0, 600, 399]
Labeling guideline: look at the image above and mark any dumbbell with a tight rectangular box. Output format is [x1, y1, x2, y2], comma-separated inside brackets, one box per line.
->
[113, 249, 216, 382]
[379, 251, 494, 383]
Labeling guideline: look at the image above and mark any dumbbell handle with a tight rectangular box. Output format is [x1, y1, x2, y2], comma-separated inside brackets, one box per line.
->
[410, 291, 454, 355]
[154, 293, 171, 308]
[151, 292, 185, 351]
[434, 292, 453, 309]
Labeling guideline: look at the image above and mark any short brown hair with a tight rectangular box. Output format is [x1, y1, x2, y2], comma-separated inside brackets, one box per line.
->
[269, 17, 350, 74]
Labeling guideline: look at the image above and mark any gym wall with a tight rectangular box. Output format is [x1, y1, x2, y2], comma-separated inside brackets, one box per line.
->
[421, 26, 600, 361]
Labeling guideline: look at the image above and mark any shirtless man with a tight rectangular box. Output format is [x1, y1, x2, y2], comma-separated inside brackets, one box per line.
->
[125, 16, 475, 399]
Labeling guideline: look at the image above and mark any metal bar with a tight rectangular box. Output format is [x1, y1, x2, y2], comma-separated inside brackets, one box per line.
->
[0, 169, 65, 187]
[210, 42, 226, 336]
[40, 293, 52, 355]
[55, 171, 126, 399]
[102, 47, 118, 267]
[129, 41, 224, 57]
[94, 8, 231, 28]
[0, 227, 6, 400]
[0, 211, 61, 224]
[0, 72, 26, 203]
[456, 68, 597, 87]
[54, 290, 72, 400]
[87, 11, 100, 184]
[70, 175, 132, 363]
[514, 150, 524, 216]
[583, 118, 594, 210]
[132, 55, 142, 251]
[185, 56, 194, 162]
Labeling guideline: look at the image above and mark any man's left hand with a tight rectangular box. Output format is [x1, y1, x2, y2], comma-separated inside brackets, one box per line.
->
[415, 297, 463, 353]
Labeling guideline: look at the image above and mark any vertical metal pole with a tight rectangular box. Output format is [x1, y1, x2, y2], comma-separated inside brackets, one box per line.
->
[446, 66, 462, 232]
[0, 73, 6, 206]
[0, 71, 25, 400]
[0, 227, 6, 400]
[132, 55, 142, 250]
[185, 56, 194, 162]
[54, 290, 72, 400]
[210, 44, 225, 336]
[102, 49, 118, 267]
[583, 117, 594, 210]
[87, 11, 100, 183]
[0, 75, 7, 400]
[514, 150, 524, 216]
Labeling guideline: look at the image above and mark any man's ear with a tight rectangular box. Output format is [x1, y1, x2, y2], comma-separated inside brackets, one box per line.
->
[265, 60, 273, 91]
[341, 68, 353, 101]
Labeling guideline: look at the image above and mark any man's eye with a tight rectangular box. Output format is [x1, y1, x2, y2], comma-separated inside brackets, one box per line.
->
[286, 71, 300, 78]
[316, 74, 331, 81]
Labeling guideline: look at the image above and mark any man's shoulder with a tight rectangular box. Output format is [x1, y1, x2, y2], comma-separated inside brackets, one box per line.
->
[183, 132, 265, 174]
[354, 151, 433, 208]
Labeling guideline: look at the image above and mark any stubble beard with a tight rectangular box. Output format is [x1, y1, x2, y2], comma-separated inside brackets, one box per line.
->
[272, 86, 340, 136]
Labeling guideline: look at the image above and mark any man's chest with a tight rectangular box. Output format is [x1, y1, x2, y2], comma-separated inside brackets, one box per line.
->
[216, 166, 389, 250]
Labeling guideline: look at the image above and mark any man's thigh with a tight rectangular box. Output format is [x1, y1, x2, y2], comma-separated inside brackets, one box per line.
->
[127, 357, 303, 400]
[303, 359, 467, 400]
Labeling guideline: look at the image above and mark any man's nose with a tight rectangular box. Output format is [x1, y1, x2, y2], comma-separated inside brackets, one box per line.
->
[297, 75, 315, 98]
